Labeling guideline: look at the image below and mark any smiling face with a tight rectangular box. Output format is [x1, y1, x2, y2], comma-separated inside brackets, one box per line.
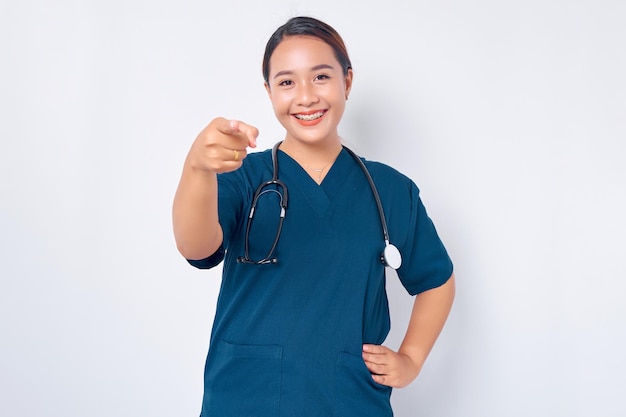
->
[265, 36, 353, 147]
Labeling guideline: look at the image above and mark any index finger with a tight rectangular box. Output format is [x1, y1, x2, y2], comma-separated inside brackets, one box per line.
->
[233, 120, 259, 148]
[362, 344, 389, 355]
[216, 119, 258, 148]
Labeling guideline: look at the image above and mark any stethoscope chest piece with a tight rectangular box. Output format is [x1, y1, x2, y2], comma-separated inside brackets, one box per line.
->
[382, 243, 402, 270]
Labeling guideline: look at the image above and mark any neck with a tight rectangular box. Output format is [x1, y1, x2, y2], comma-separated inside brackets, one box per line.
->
[279, 138, 343, 168]
[279, 138, 343, 184]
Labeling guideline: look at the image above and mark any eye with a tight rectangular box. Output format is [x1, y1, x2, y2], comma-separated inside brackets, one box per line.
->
[314, 74, 330, 81]
[278, 79, 293, 87]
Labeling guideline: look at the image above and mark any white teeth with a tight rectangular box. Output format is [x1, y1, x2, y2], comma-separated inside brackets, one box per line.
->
[294, 111, 325, 121]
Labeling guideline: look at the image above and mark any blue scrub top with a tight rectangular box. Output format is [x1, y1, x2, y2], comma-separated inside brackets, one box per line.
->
[189, 147, 453, 417]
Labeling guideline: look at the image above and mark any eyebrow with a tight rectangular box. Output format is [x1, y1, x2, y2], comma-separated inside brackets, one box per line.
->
[273, 64, 335, 79]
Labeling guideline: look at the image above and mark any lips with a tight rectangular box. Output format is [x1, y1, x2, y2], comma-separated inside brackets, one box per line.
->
[293, 110, 326, 121]
[292, 109, 328, 126]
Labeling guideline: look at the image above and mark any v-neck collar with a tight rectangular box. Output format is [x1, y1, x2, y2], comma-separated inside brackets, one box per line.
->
[276, 148, 354, 216]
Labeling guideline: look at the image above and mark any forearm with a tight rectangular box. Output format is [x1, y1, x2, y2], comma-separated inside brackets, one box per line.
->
[172, 160, 222, 260]
[361, 274, 455, 388]
[398, 274, 456, 370]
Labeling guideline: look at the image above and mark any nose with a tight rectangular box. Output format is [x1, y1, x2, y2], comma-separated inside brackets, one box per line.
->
[295, 82, 319, 107]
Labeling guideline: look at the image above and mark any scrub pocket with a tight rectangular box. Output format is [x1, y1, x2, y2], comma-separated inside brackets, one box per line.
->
[205, 340, 283, 416]
[333, 351, 393, 417]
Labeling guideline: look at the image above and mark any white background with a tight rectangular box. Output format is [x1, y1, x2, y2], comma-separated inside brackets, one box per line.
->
[1, 0, 625, 416]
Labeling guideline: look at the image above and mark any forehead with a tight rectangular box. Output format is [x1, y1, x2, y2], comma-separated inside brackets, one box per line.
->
[269, 36, 339, 75]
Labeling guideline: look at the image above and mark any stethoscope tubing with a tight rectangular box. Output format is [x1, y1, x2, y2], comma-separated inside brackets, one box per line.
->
[237, 141, 402, 269]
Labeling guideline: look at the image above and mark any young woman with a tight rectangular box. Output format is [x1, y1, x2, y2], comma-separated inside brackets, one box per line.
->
[173, 16, 455, 417]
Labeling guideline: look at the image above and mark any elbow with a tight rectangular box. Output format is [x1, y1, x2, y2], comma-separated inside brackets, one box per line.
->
[176, 241, 218, 261]
[174, 230, 223, 261]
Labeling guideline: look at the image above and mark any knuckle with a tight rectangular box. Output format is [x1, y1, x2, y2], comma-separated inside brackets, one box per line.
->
[371, 364, 383, 374]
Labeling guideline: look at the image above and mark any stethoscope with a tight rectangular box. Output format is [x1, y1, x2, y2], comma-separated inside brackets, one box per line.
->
[237, 142, 402, 270]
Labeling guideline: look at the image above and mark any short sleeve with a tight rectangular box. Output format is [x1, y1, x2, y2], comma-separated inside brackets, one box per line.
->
[396, 182, 453, 295]
[187, 245, 225, 269]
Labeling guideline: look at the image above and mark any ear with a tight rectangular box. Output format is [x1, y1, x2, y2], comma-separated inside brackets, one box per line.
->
[264, 82, 272, 98]
[344, 69, 354, 100]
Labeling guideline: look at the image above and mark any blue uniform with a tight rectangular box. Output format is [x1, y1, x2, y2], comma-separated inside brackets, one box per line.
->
[189, 147, 453, 416]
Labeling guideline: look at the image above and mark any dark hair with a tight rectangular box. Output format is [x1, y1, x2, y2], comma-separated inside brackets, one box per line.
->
[262, 16, 352, 83]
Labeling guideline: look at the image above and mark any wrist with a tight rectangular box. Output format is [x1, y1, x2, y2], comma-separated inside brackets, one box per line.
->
[398, 346, 426, 374]
[186, 155, 218, 178]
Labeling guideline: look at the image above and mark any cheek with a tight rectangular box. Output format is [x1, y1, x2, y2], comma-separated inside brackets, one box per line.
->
[330, 89, 347, 109]
[269, 94, 290, 113]
[328, 83, 348, 102]
[271, 100, 292, 123]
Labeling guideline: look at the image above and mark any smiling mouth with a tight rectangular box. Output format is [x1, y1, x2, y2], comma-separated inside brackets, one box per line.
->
[293, 110, 327, 121]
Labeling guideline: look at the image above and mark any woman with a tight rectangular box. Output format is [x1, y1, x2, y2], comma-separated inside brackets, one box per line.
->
[173, 16, 455, 417]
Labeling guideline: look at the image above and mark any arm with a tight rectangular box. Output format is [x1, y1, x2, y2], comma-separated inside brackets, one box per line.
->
[362, 273, 455, 388]
[173, 118, 258, 260]
[172, 163, 221, 260]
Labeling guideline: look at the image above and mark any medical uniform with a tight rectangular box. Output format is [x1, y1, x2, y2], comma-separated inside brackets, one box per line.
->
[189, 147, 453, 417]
